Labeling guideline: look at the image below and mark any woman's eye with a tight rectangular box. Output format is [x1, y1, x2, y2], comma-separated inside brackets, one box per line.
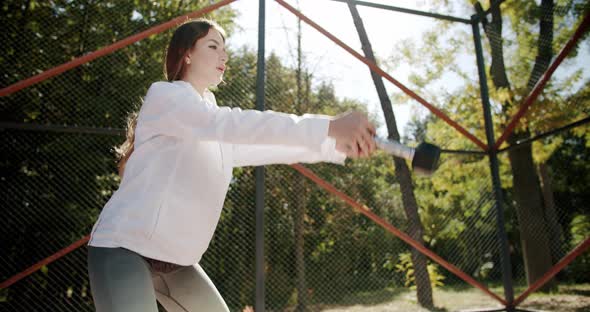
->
[209, 45, 217, 50]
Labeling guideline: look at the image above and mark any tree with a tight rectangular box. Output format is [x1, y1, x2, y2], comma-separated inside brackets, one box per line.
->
[348, 2, 434, 309]
[475, 0, 588, 289]
[0, 1, 236, 309]
[386, 0, 589, 290]
[293, 8, 309, 310]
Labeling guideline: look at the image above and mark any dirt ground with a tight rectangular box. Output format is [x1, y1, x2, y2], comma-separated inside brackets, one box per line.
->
[284, 284, 590, 312]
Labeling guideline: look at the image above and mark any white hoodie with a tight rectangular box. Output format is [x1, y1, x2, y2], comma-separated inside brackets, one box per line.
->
[88, 80, 346, 265]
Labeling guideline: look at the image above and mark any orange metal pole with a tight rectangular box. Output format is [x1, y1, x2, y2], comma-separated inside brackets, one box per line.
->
[513, 237, 590, 307]
[0, 236, 90, 289]
[494, 12, 590, 150]
[275, 0, 488, 151]
[290, 164, 507, 306]
[0, 0, 238, 97]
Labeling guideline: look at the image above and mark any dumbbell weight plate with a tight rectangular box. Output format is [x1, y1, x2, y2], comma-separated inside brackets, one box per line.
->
[411, 142, 441, 175]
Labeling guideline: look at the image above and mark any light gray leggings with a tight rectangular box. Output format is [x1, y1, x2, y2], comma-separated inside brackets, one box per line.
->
[87, 246, 229, 312]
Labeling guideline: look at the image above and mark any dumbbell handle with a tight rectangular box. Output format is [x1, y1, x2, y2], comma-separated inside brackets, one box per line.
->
[374, 137, 415, 161]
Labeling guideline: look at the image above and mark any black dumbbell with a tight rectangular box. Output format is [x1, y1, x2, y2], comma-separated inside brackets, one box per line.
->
[375, 137, 441, 175]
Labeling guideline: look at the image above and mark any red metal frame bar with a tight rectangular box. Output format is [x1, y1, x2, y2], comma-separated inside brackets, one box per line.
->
[0, 235, 90, 289]
[2, 2, 587, 309]
[290, 164, 507, 306]
[513, 237, 590, 307]
[0, 0, 239, 290]
[494, 12, 590, 150]
[0, 0, 238, 97]
[275, 0, 488, 151]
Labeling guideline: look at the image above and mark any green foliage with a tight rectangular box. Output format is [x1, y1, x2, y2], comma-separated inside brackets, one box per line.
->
[387, 0, 589, 284]
[1, 0, 237, 310]
[3, 1, 588, 311]
[207, 47, 406, 307]
[385, 252, 445, 289]
[570, 215, 590, 247]
[0, 288, 7, 303]
[568, 214, 590, 282]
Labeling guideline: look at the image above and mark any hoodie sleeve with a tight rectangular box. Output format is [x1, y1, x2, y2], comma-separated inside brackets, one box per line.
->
[231, 136, 347, 167]
[135, 82, 331, 153]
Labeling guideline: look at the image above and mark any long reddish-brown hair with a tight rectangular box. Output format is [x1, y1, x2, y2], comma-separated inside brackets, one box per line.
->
[116, 19, 226, 177]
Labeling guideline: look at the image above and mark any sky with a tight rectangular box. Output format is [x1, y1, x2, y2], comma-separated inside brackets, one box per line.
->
[226, 0, 456, 138]
[224, 0, 589, 140]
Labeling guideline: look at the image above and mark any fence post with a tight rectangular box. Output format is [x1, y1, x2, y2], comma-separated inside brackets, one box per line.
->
[256, 0, 267, 311]
[471, 14, 515, 310]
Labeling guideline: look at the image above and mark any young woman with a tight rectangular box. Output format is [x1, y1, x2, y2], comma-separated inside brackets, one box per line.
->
[87, 19, 376, 312]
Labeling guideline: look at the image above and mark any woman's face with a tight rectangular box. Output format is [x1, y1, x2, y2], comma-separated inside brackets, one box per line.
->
[184, 28, 228, 89]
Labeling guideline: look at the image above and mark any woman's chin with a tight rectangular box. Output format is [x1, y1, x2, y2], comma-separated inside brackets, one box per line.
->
[212, 77, 223, 86]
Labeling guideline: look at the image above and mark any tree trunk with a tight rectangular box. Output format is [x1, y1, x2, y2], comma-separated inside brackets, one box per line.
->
[538, 162, 564, 265]
[294, 7, 308, 310]
[347, 3, 434, 308]
[506, 137, 554, 289]
[479, 0, 556, 290]
[293, 175, 308, 311]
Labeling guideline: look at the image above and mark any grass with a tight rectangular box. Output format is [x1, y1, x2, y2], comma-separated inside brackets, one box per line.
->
[282, 283, 590, 312]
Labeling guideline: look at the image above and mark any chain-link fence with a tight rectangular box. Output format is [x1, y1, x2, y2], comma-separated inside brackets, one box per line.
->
[1, 0, 589, 311]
